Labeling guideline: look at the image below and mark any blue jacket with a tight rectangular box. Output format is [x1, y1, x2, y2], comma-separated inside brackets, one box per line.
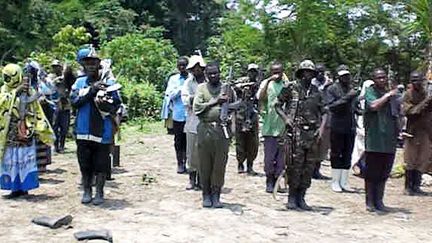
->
[71, 76, 120, 144]
[160, 73, 189, 122]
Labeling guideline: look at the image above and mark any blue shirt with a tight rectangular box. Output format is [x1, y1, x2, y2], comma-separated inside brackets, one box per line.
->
[161, 73, 188, 122]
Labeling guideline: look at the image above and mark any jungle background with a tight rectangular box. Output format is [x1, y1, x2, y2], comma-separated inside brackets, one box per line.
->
[1, 0, 431, 122]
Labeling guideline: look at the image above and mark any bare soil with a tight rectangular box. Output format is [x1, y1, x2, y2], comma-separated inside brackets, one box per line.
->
[1, 126, 431, 243]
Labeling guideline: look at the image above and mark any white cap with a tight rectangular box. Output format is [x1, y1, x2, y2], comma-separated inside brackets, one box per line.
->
[338, 70, 350, 76]
[247, 63, 259, 71]
[186, 55, 206, 70]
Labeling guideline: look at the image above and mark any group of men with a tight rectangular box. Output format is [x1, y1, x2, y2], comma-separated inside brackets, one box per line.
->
[163, 56, 432, 212]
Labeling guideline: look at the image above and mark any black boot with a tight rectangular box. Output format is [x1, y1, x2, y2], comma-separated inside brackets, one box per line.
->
[93, 173, 106, 205]
[374, 181, 390, 213]
[211, 187, 223, 208]
[246, 160, 257, 176]
[404, 170, 415, 196]
[176, 151, 187, 174]
[365, 180, 375, 212]
[186, 171, 197, 190]
[297, 188, 312, 211]
[286, 187, 298, 210]
[412, 170, 426, 195]
[195, 174, 202, 191]
[202, 185, 212, 208]
[265, 176, 275, 193]
[59, 136, 66, 153]
[312, 163, 331, 180]
[81, 173, 92, 204]
[238, 162, 245, 174]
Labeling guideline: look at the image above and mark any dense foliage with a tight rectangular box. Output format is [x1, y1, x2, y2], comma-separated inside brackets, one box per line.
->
[1, 0, 432, 120]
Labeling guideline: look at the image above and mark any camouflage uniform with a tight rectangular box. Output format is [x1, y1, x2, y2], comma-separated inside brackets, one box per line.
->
[233, 77, 260, 173]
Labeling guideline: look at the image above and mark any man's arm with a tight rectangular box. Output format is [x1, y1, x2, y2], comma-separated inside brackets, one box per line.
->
[193, 85, 220, 116]
[327, 88, 357, 113]
[403, 91, 432, 116]
[256, 78, 271, 101]
[366, 87, 397, 111]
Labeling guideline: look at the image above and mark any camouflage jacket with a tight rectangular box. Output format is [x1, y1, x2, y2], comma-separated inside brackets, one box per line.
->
[275, 80, 324, 149]
[233, 77, 260, 132]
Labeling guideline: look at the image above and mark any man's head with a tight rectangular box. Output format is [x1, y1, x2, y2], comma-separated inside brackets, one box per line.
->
[270, 61, 284, 81]
[337, 65, 351, 86]
[177, 57, 189, 75]
[315, 63, 326, 83]
[187, 55, 206, 78]
[247, 63, 259, 81]
[205, 62, 220, 84]
[372, 68, 388, 90]
[51, 60, 63, 75]
[296, 60, 317, 81]
[409, 70, 424, 90]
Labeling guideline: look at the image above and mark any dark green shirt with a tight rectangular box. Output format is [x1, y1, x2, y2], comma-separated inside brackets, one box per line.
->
[364, 86, 397, 154]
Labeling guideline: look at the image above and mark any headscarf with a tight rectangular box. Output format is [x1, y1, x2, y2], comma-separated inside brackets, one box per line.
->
[0, 64, 54, 159]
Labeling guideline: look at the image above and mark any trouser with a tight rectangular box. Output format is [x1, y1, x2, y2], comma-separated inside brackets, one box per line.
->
[235, 128, 259, 167]
[41, 103, 55, 126]
[77, 140, 111, 175]
[54, 110, 71, 151]
[263, 136, 285, 177]
[330, 131, 356, 169]
[173, 121, 187, 165]
[197, 123, 229, 194]
[288, 143, 320, 190]
[186, 132, 199, 172]
[364, 152, 395, 183]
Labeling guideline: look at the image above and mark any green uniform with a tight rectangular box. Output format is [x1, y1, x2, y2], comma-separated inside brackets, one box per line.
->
[233, 77, 259, 169]
[193, 82, 232, 195]
[276, 81, 324, 190]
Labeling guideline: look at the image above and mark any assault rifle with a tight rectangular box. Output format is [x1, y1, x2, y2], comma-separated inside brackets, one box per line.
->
[220, 67, 233, 139]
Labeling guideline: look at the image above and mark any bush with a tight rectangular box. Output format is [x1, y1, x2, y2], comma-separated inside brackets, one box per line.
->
[101, 32, 178, 91]
[119, 77, 162, 121]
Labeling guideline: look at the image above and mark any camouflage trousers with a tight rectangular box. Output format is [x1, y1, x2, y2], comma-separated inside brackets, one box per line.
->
[235, 128, 259, 167]
[287, 141, 321, 190]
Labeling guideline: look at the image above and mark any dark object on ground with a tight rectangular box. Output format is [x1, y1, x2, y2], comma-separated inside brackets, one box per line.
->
[74, 229, 113, 242]
[32, 215, 73, 229]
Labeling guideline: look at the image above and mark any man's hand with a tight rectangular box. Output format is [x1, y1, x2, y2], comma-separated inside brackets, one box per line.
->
[217, 94, 229, 104]
[16, 83, 29, 93]
[270, 74, 281, 81]
[91, 81, 107, 93]
[386, 88, 398, 98]
[347, 89, 359, 98]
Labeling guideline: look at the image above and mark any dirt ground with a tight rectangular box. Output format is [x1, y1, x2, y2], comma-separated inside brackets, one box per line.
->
[1, 126, 432, 243]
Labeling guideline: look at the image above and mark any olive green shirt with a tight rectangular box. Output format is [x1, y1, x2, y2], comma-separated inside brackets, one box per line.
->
[193, 83, 223, 122]
[364, 86, 398, 154]
[260, 80, 286, 137]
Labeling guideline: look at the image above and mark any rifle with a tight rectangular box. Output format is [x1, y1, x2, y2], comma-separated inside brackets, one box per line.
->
[220, 66, 233, 139]
[17, 71, 41, 142]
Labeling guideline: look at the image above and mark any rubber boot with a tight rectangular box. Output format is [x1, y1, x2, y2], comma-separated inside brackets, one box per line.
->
[331, 169, 343, 192]
[237, 162, 245, 174]
[265, 176, 275, 193]
[340, 169, 354, 192]
[365, 180, 375, 212]
[404, 170, 415, 196]
[202, 188, 212, 208]
[93, 173, 106, 205]
[176, 151, 187, 174]
[286, 187, 298, 210]
[81, 173, 92, 204]
[374, 181, 390, 213]
[412, 170, 426, 195]
[186, 171, 196, 190]
[312, 163, 331, 180]
[211, 187, 223, 208]
[246, 160, 257, 176]
[297, 188, 312, 211]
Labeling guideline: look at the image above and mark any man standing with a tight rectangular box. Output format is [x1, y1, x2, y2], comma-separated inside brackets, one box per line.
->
[256, 62, 287, 193]
[162, 57, 190, 174]
[71, 48, 121, 205]
[193, 62, 235, 208]
[234, 63, 260, 175]
[182, 55, 206, 190]
[363, 68, 399, 212]
[326, 66, 358, 192]
[312, 63, 332, 180]
[403, 71, 432, 195]
[275, 60, 323, 210]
